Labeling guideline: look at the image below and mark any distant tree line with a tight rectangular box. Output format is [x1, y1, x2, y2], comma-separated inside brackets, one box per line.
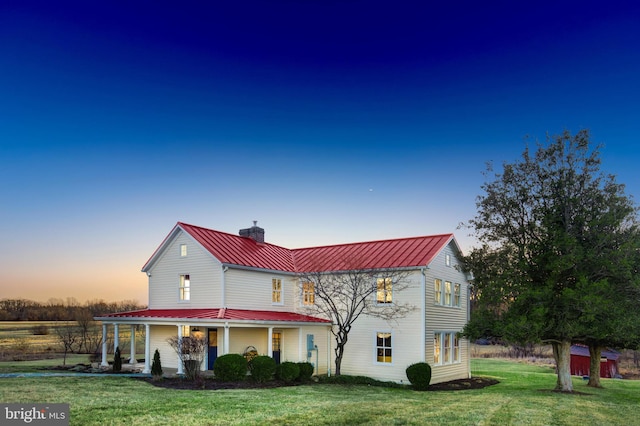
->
[0, 298, 145, 321]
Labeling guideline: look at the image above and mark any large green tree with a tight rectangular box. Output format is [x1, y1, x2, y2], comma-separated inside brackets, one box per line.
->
[464, 130, 639, 392]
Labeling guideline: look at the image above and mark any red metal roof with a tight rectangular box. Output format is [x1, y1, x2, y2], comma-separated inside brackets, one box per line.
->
[145, 222, 456, 273]
[101, 308, 331, 323]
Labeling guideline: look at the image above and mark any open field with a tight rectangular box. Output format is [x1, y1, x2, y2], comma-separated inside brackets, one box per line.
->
[0, 321, 145, 362]
[1, 358, 639, 425]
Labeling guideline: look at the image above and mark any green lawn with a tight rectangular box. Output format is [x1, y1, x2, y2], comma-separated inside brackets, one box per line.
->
[0, 358, 638, 425]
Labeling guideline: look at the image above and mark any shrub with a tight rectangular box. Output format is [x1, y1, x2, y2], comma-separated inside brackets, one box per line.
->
[276, 361, 300, 383]
[151, 349, 163, 379]
[249, 355, 276, 383]
[297, 362, 314, 382]
[213, 354, 247, 382]
[406, 362, 432, 391]
[113, 347, 122, 373]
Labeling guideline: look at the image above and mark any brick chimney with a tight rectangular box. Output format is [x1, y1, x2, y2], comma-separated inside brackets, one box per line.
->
[239, 221, 265, 243]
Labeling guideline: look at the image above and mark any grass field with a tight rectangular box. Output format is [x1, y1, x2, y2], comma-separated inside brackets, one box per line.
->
[0, 358, 638, 425]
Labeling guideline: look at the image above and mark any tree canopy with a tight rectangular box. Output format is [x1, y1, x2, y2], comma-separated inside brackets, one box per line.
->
[463, 130, 640, 392]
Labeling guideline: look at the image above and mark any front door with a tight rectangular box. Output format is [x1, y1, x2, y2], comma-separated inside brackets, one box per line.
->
[207, 329, 218, 370]
[272, 331, 282, 365]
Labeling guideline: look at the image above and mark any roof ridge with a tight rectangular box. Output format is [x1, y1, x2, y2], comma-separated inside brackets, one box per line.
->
[291, 233, 454, 252]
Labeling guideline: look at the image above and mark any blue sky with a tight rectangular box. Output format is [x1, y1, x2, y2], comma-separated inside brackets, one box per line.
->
[1, 1, 639, 303]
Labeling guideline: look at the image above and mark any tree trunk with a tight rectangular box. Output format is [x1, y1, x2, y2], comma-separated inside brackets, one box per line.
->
[552, 340, 573, 392]
[587, 345, 603, 388]
[334, 342, 344, 376]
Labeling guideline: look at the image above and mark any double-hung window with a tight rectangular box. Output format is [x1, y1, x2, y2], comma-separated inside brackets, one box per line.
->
[272, 278, 283, 304]
[453, 283, 461, 307]
[376, 277, 392, 304]
[302, 282, 315, 306]
[179, 274, 190, 301]
[444, 281, 452, 305]
[434, 279, 443, 305]
[376, 332, 392, 363]
[434, 332, 461, 364]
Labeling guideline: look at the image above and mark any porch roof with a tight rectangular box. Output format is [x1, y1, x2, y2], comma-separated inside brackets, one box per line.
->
[97, 308, 331, 324]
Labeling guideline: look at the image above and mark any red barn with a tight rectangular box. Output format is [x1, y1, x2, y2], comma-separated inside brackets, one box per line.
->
[570, 345, 620, 378]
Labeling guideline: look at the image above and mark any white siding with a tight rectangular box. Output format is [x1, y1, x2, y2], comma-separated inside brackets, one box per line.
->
[425, 241, 471, 383]
[147, 231, 222, 309]
[224, 268, 296, 311]
[149, 325, 180, 369]
[335, 270, 425, 383]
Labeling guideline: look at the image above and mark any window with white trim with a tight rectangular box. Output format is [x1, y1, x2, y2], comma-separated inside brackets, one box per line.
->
[375, 332, 392, 363]
[179, 274, 190, 301]
[272, 278, 283, 304]
[434, 279, 443, 305]
[453, 283, 461, 307]
[445, 253, 451, 267]
[444, 281, 452, 305]
[180, 244, 187, 257]
[434, 332, 461, 365]
[302, 282, 315, 306]
[376, 277, 392, 304]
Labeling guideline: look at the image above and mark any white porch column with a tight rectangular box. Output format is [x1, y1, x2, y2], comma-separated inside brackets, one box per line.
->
[267, 327, 274, 357]
[176, 325, 184, 375]
[129, 325, 137, 363]
[223, 323, 230, 355]
[113, 323, 119, 353]
[142, 324, 151, 374]
[101, 323, 108, 367]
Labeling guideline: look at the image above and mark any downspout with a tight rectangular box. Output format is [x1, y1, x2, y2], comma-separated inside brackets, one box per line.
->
[420, 267, 427, 363]
[221, 266, 228, 307]
[327, 327, 331, 377]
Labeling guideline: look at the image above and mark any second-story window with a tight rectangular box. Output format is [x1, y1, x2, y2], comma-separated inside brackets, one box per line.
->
[179, 274, 190, 301]
[302, 282, 315, 305]
[434, 279, 443, 305]
[444, 281, 452, 305]
[272, 278, 282, 304]
[376, 277, 392, 304]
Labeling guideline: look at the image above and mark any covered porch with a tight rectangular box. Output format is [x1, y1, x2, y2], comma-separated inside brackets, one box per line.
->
[95, 308, 332, 375]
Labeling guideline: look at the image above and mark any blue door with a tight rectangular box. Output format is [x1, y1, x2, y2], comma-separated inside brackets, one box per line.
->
[207, 329, 218, 370]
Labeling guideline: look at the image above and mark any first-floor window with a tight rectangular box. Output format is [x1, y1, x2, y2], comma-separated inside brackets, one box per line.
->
[434, 332, 461, 364]
[272, 278, 282, 304]
[302, 282, 315, 305]
[179, 274, 190, 301]
[376, 332, 392, 363]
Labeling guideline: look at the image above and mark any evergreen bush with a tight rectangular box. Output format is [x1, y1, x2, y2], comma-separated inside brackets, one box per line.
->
[406, 362, 432, 391]
[296, 362, 314, 382]
[213, 353, 247, 382]
[113, 347, 122, 373]
[276, 361, 300, 383]
[249, 355, 276, 383]
[151, 349, 163, 379]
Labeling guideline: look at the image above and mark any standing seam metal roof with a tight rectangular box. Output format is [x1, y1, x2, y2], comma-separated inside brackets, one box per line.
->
[146, 222, 454, 273]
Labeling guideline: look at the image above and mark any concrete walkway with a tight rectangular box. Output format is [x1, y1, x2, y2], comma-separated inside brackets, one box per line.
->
[0, 372, 151, 378]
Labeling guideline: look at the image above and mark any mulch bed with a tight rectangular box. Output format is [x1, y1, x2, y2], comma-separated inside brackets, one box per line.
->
[138, 376, 499, 391]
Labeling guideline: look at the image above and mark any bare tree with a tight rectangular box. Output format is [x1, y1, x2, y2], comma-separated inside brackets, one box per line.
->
[55, 324, 81, 366]
[297, 260, 415, 376]
[167, 335, 207, 381]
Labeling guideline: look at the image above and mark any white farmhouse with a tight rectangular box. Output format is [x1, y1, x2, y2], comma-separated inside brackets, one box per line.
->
[96, 222, 471, 384]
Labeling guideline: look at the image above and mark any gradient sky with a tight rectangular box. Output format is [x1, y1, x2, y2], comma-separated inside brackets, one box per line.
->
[1, 1, 639, 304]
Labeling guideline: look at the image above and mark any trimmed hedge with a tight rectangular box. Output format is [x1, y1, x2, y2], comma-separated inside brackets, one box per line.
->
[276, 361, 300, 383]
[250, 356, 276, 383]
[406, 362, 432, 391]
[296, 362, 314, 382]
[213, 354, 248, 382]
